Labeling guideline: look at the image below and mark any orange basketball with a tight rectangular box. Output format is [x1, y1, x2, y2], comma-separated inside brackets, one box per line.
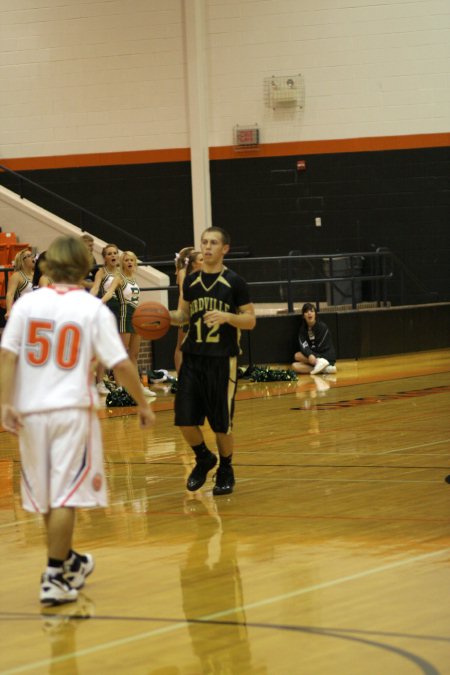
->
[132, 301, 171, 340]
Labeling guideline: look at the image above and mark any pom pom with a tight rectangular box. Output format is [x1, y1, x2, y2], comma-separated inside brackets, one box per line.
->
[238, 365, 298, 382]
[104, 382, 137, 407]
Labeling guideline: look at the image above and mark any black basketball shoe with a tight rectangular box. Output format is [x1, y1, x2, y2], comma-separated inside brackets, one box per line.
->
[212, 464, 235, 496]
[186, 451, 217, 491]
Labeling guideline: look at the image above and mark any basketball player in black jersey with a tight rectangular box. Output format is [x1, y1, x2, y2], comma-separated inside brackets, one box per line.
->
[170, 227, 256, 495]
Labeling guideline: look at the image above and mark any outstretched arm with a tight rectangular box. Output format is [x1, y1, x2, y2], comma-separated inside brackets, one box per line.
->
[100, 275, 121, 304]
[89, 268, 104, 297]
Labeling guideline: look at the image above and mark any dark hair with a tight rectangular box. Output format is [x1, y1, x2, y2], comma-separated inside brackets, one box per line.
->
[101, 243, 118, 258]
[301, 302, 316, 314]
[175, 246, 195, 273]
[186, 250, 202, 275]
[201, 226, 230, 246]
[32, 251, 46, 287]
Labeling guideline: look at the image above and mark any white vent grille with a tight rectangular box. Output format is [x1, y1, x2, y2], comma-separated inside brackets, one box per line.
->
[266, 74, 305, 110]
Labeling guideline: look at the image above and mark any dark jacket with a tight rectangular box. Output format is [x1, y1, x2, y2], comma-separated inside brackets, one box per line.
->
[298, 318, 336, 364]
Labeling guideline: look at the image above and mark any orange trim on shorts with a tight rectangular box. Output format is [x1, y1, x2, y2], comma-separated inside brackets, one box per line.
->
[20, 466, 40, 512]
[1, 133, 448, 171]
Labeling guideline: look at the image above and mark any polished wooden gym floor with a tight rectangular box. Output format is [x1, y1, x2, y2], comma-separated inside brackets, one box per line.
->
[0, 349, 449, 674]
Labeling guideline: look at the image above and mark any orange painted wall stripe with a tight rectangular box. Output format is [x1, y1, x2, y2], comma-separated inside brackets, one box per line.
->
[1, 147, 191, 171]
[1, 133, 449, 172]
[211, 132, 450, 160]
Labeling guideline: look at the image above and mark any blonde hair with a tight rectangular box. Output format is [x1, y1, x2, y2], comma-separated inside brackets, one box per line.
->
[120, 251, 138, 273]
[80, 233, 94, 243]
[13, 248, 33, 272]
[43, 236, 90, 283]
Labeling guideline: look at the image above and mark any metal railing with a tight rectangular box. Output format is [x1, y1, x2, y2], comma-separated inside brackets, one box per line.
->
[0, 164, 147, 256]
[0, 163, 438, 307]
[1, 250, 392, 312]
[138, 250, 395, 311]
[2, 247, 441, 313]
[4, 245, 441, 315]
[375, 246, 439, 305]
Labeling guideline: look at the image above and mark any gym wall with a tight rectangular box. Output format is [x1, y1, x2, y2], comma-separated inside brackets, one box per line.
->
[1, 1, 449, 304]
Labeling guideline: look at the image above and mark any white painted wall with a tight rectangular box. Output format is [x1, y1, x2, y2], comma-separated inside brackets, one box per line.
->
[0, 186, 170, 306]
[0, 0, 188, 158]
[207, 0, 450, 145]
[0, 0, 448, 160]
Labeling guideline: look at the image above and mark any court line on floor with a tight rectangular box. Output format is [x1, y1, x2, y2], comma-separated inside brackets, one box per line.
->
[1, 547, 448, 675]
[92, 366, 450, 417]
[379, 439, 450, 455]
[0, 481, 253, 531]
[108, 437, 450, 464]
[237, 476, 442, 484]
[0, 470, 443, 535]
[0, 618, 444, 675]
[0, 488, 193, 531]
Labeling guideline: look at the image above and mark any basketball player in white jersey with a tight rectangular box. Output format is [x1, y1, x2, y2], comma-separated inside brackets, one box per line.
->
[0, 236, 154, 605]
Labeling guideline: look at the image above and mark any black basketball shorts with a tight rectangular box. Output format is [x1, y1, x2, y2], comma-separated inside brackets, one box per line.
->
[175, 353, 238, 434]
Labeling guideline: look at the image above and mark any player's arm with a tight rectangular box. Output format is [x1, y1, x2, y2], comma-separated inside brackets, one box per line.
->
[204, 302, 256, 331]
[100, 275, 121, 304]
[112, 358, 155, 429]
[4, 272, 20, 319]
[176, 269, 186, 309]
[0, 348, 22, 434]
[89, 268, 104, 297]
[170, 297, 189, 326]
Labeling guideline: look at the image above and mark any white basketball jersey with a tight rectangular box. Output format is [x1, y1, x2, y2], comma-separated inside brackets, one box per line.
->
[1, 285, 128, 414]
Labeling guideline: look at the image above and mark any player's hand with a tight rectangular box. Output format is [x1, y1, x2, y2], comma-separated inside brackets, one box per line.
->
[203, 310, 230, 327]
[137, 405, 155, 429]
[1, 404, 23, 434]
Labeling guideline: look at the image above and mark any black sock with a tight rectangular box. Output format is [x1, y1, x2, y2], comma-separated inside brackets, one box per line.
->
[47, 557, 64, 575]
[48, 557, 64, 567]
[192, 442, 210, 459]
[219, 454, 232, 467]
[66, 549, 78, 561]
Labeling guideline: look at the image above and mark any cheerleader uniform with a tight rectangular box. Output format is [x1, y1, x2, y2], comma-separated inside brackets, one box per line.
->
[116, 274, 140, 333]
[14, 271, 33, 300]
[99, 272, 120, 327]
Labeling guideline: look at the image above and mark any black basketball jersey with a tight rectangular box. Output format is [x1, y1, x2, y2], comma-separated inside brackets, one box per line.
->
[181, 267, 251, 357]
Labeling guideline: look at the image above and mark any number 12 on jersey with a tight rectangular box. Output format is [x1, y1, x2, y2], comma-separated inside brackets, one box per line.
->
[193, 317, 220, 343]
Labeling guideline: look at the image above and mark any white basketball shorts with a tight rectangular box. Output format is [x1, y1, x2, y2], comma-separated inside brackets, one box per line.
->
[19, 408, 107, 513]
